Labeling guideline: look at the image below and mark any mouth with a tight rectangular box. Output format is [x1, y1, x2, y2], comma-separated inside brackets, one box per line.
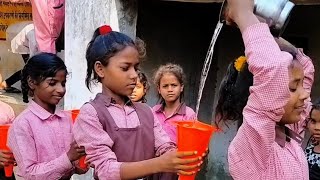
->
[128, 83, 136, 89]
[294, 105, 305, 113]
[53, 95, 63, 100]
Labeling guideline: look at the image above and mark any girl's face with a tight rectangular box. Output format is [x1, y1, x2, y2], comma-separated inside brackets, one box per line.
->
[308, 109, 320, 142]
[130, 79, 146, 102]
[282, 61, 309, 124]
[158, 72, 183, 104]
[30, 70, 67, 112]
[95, 46, 139, 98]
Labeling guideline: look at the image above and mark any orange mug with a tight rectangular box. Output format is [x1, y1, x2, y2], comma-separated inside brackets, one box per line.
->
[0, 125, 13, 177]
[176, 120, 218, 180]
[70, 109, 86, 169]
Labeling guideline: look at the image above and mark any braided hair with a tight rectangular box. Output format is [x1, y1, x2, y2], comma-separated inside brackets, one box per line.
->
[21, 53, 67, 103]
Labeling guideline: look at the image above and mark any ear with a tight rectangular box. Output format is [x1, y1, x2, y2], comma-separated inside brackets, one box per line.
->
[27, 77, 36, 90]
[181, 84, 184, 92]
[157, 86, 161, 94]
[94, 61, 105, 79]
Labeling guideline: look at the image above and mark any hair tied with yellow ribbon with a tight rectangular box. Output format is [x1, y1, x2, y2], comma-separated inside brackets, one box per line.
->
[234, 56, 247, 72]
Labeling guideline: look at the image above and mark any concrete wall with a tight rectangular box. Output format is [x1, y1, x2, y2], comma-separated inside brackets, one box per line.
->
[137, 0, 221, 124]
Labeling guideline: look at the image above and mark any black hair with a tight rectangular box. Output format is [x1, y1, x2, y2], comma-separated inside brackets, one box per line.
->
[85, 26, 146, 90]
[153, 63, 186, 104]
[21, 53, 67, 103]
[310, 98, 320, 117]
[137, 70, 149, 103]
[214, 59, 253, 128]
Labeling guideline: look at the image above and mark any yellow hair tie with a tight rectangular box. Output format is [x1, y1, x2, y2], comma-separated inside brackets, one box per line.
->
[234, 56, 247, 72]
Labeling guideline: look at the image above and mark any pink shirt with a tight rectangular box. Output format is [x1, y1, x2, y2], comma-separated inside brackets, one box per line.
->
[73, 102, 176, 180]
[0, 101, 15, 125]
[153, 103, 196, 143]
[8, 101, 74, 180]
[228, 23, 314, 180]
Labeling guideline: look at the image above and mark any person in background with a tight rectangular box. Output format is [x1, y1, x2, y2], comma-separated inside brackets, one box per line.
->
[130, 70, 150, 103]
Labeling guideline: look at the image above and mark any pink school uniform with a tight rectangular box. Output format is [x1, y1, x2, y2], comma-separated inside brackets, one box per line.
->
[73, 93, 176, 179]
[8, 100, 75, 180]
[152, 103, 196, 144]
[228, 23, 314, 180]
[0, 101, 15, 125]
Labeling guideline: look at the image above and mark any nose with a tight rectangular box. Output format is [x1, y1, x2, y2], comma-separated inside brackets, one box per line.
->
[315, 123, 320, 131]
[130, 68, 138, 80]
[299, 87, 309, 101]
[56, 83, 66, 94]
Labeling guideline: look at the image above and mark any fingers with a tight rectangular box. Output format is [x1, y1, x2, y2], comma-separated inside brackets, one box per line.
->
[176, 151, 197, 158]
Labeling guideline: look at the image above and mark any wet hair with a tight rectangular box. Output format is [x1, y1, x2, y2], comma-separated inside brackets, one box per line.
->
[310, 98, 320, 117]
[137, 70, 149, 103]
[214, 59, 253, 128]
[215, 56, 300, 128]
[153, 63, 186, 104]
[21, 53, 67, 103]
[85, 26, 146, 90]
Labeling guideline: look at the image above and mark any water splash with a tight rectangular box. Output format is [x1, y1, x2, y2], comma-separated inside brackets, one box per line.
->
[195, 21, 224, 116]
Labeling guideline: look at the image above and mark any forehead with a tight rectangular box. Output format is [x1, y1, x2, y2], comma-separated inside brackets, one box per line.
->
[312, 109, 320, 121]
[45, 70, 67, 80]
[160, 73, 179, 81]
[110, 46, 139, 64]
[289, 61, 304, 81]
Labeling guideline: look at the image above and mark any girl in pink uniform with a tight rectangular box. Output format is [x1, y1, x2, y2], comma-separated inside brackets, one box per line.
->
[152, 63, 196, 144]
[8, 53, 87, 180]
[215, 0, 314, 179]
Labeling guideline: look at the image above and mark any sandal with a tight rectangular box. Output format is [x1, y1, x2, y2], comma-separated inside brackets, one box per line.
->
[4, 87, 21, 93]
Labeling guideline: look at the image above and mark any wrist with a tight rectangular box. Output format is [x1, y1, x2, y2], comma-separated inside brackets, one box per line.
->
[152, 157, 163, 174]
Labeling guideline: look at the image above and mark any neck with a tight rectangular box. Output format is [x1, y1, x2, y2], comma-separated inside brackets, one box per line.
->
[102, 86, 126, 106]
[33, 97, 56, 114]
[164, 99, 181, 112]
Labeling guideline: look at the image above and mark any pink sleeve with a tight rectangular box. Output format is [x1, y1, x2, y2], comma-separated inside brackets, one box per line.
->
[153, 111, 176, 156]
[289, 49, 315, 135]
[3, 0, 30, 3]
[72, 104, 122, 179]
[8, 118, 73, 180]
[230, 23, 292, 165]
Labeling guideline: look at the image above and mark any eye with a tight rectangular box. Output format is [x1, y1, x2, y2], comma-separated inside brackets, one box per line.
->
[120, 66, 129, 71]
[289, 88, 297, 92]
[61, 81, 66, 87]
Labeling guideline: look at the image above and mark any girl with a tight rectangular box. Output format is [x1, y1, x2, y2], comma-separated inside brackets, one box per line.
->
[72, 25, 203, 180]
[215, 0, 314, 179]
[153, 63, 196, 144]
[7, 53, 87, 180]
[305, 98, 320, 180]
[130, 70, 149, 103]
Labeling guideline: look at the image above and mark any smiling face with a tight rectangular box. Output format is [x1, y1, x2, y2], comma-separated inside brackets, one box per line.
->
[95, 46, 140, 99]
[281, 60, 309, 124]
[31, 70, 67, 113]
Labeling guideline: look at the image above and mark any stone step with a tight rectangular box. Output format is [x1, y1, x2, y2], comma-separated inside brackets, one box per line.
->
[0, 91, 27, 117]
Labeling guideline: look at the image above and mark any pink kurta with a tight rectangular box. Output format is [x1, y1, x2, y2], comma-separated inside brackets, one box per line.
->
[8, 101, 74, 180]
[228, 23, 314, 180]
[153, 103, 196, 143]
[30, 0, 64, 53]
[6, 0, 65, 53]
